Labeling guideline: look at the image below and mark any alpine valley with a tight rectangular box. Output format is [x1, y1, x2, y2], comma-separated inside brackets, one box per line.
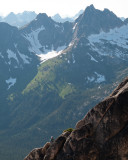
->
[0, 5, 128, 160]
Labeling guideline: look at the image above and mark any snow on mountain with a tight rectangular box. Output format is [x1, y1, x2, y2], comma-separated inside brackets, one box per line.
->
[6, 77, 16, 90]
[73, 23, 77, 30]
[72, 53, 76, 63]
[6, 47, 31, 66]
[68, 41, 74, 47]
[88, 24, 128, 49]
[88, 24, 128, 59]
[18, 50, 30, 64]
[14, 43, 31, 64]
[54, 24, 60, 28]
[87, 53, 98, 63]
[21, 15, 72, 63]
[7, 49, 19, 64]
[38, 45, 67, 63]
[87, 76, 95, 83]
[95, 72, 105, 83]
[23, 25, 45, 54]
[86, 72, 105, 83]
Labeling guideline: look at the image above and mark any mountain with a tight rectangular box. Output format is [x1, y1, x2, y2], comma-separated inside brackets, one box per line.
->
[24, 77, 128, 160]
[20, 13, 73, 55]
[0, 10, 83, 28]
[0, 11, 37, 27]
[52, 10, 84, 23]
[0, 22, 39, 95]
[72, 9, 84, 20]
[73, 5, 123, 38]
[0, 12, 73, 98]
[52, 14, 74, 23]
[0, 22, 39, 133]
[0, 5, 128, 160]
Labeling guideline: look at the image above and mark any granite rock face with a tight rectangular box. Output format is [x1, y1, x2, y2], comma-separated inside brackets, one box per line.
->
[24, 142, 50, 160]
[24, 78, 128, 160]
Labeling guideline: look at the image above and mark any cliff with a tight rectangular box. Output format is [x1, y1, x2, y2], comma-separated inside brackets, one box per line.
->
[24, 77, 128, 160]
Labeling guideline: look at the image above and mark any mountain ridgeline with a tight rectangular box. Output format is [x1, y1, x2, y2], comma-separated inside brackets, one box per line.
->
[0, 11, 37, 27]
[0, 5, 128, 160]
[0, 10, 84, 28]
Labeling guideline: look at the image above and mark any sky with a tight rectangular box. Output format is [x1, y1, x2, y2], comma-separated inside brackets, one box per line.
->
[0, 0, 128, 18]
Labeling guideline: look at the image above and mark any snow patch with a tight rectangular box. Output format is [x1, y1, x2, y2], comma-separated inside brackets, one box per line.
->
[18, 51, 30, 64]
[38, 45, 67, 63]
[95, 72, 105, 83]
[55, 24, 60, 28]
[88, 24, 128, 59]
[87, 76, 95, 82]
[86, 72, 105, 83]
[14, 43, 31, 64]
[6, 77, 16, 90]
[88, 24, 128, 49]
[87, 53, 98, 62]
[72, 53, 75, 63]
[68, 42, 74, 47]
[23, 26, 67, 63]
[7, 49, 19, 64]
[23, 25, 45, 54]
[73, 23, 77, 30]
[68, 60, 70, 64]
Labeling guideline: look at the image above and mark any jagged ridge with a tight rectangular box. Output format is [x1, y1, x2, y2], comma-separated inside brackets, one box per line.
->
[25, 77, 128, 160]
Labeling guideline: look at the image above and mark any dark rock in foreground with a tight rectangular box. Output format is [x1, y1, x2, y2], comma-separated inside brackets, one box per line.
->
[24, 78, 128, 160]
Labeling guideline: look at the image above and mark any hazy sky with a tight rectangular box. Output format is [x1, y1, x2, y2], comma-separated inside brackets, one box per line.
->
[0, 0, 128, 18]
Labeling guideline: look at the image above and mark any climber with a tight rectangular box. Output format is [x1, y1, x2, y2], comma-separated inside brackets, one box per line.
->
[50, 136, 54, 143]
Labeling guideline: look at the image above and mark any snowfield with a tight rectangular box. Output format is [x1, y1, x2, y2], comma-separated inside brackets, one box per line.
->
[6, 77, 17, 90]
[88, 24, 128, 60]
[23, 25, 45, 54]
[38, 45, 67, 63]
[23, 26, 67, 63]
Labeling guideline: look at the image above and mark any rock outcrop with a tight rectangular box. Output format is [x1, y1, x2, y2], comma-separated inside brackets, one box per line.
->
[24, 78, 128, 160]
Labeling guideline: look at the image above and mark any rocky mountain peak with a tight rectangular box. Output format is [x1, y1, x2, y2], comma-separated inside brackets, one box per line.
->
[36, 13, 49, 21]
[6, 12, 15, 17]
[21, 13, 55, 33]
[84, 4, 95, 13]
[24, 77, 128, 160]
[74, 5, 123, 38]
[52, 13, 61, 19]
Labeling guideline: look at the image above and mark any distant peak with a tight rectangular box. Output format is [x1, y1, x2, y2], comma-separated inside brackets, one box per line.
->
[89, 4, 95, 9]
[86, 4, 95, 10]
[36, 13, 49, 20]
[53, 14, 61, 18]
[10, 12, 15, 15]
[84, 4, 96, 15]
[7, 12, 15, 16]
